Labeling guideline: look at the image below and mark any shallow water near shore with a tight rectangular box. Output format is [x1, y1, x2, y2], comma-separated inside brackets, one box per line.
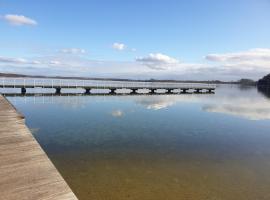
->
[7, 84, 270, 200]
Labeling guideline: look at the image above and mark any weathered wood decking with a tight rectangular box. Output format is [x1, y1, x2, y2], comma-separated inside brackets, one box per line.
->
[0, 95, 77, 200]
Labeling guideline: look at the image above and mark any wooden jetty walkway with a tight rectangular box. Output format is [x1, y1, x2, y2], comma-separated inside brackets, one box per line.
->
[0, 78, 216, 94]
[0, 95, 77, 200]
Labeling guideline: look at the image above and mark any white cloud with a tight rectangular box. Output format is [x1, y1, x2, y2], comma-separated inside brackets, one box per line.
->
[0, 56, 45, 68]
[60, 48, 86, 54]
[0, 56, 27, 64]
[136, 53, 179, 70]
[1, 48, 269, 81]
[49, 60, 61, 65]
[205, 48, 270, 62]
[32, 60, 41, 65]
[3, 14, 37, 26]
[112, 42, 126, 51]
[203, 48, 270, 79]
[112, 42, 137, 52]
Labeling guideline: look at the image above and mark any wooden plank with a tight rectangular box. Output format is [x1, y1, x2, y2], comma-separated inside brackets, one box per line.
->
[0, 95, 78, 200]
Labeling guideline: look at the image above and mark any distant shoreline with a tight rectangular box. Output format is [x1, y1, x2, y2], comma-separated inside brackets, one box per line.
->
[0, 72, 243, 84]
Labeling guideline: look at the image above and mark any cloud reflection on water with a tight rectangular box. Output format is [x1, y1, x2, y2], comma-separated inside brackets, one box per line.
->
[134, 86, 270, 120]
[202, 102, 270, 120]
[8, 85, 270, 121]
[111, 110, 124, 117]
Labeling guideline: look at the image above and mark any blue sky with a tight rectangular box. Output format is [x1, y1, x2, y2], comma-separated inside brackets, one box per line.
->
[1, 0, 270, 80]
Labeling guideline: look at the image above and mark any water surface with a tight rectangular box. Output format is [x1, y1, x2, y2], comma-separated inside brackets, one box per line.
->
[7, 85, 270, 200]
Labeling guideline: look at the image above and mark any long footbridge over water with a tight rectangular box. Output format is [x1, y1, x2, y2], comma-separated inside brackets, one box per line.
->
[0, 78, 216, 95]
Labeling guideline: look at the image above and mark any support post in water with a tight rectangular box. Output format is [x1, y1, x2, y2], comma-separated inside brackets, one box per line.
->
[109, 88, 117, 94]
[149, 89, 155, 94]
[55, 87, 61, 94]
[130, 89, 137, 94]
[21, 87, 26, 94]
[182, 88, 188, 93]
[85, 88, 91, 94]
[195, 89, 202, 93]
[167, 89, 174, 94]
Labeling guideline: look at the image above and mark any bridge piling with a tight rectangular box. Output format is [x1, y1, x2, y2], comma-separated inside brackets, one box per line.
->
[84, 88, 91, 94]
[130, 89, 137, 94]
[167, 89, 174, 94]
[149, 89, 155, 94]
[21, 87, 26, 94]
[109, 88, 117, 94]
[182, 89, 188, 93]
[55, 87, 61, 94]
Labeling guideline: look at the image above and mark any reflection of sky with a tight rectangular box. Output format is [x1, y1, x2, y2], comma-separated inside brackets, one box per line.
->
[6, 84, 270, 200]
[202, 102, 270, 120]
[7, 85, 270, 121]
[134, 85, 270, 120]
[111, 110, 124, 117]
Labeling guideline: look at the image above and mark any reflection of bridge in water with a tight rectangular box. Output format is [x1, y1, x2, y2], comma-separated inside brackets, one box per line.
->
[0, 78, 216, 95]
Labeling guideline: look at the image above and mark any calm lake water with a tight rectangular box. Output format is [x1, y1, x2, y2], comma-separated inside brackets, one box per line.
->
[6, 84, 270, 200]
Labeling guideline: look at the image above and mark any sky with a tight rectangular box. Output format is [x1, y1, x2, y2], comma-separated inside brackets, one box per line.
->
[0, 0, 270, 80]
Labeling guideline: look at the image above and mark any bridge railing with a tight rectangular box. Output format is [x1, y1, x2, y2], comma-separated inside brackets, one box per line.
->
[0, 78, 216, 89]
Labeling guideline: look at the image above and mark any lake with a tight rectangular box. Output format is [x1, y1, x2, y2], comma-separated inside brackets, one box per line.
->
[6, 84, 270, 200]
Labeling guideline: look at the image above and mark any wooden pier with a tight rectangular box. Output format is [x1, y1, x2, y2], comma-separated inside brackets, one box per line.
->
[0, 95, 78, 200]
